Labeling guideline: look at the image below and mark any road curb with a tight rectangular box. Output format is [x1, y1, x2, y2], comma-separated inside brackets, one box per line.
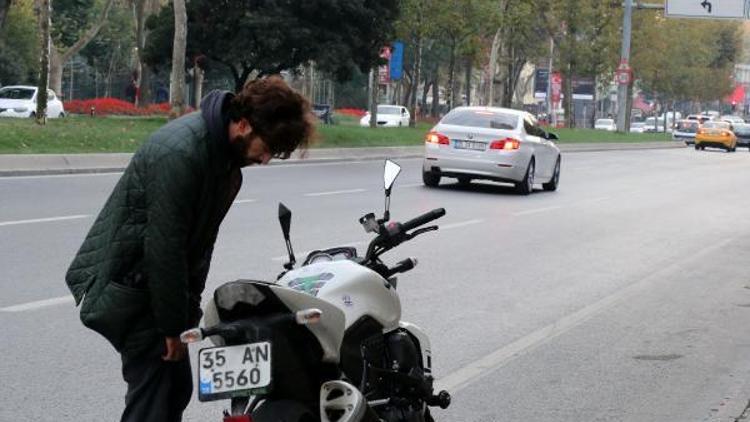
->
[0, 142, 686, 177]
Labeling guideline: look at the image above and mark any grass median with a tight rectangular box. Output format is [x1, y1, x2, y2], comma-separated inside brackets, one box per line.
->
[0, 114, 672, 154]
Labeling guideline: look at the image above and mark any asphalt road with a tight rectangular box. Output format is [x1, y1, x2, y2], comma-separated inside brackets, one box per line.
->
[2, 147, 750, 421]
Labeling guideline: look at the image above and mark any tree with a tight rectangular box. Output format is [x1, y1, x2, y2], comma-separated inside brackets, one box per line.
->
[430, 0, 495, 109]
[48, 0, 116, 96]
[0, 0, 13, 29]
[143, 0, 400, 92]
[0, 0, 38, 85]
[34, 0, 50, 124]
[169, 0, 186, 117]
[631, 12, 739, 116]
[79, 3, 135, 97]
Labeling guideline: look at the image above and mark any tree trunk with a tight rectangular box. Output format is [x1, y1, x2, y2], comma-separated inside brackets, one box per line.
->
[34, 0, 50, 125]
[431, 76, 439, 117]
[421, 80, 431, 117]
[133, 0, 161, 105]
[49, 47, 63, 98]
[564, 62, 575, 128]
[169, 0, 187, 118]
[409, 34, 421, 127]
[487, 28, 501, 107]
[464, 57, 472, 106]
[447, 40, 457, 110]
[193, 62, 204, 108]
[48, 0, 115, 96]
[589, 76, 597, 128]
[0, 0, 11, 30]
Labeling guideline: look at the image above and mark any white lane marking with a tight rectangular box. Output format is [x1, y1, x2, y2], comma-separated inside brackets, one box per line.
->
[233, 199, 257, 204]
[399, 183, 425, 188]
[270, 219, 483, 261]
[434, 237, 735, 394]
[0, 295, 74, 312]
[304, 188, 367, 197]
[512, 206, 563, 216]
[0, 172, 122, 181]
[0, 214, 90, 227]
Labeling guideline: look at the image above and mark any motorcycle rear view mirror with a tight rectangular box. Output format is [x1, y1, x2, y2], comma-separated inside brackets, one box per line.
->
[382, 160, 401, 222]
[384, 159, 401, 193]
[278, 203, 296, 270]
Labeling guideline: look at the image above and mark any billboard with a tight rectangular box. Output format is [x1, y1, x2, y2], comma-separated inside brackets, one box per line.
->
[390, 41, 404, 80]
[665, 0, 747, 19]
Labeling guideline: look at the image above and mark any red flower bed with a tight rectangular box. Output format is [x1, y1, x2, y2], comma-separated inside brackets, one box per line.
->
[63, 98, 176, 116]
[335, 108, 367, 117]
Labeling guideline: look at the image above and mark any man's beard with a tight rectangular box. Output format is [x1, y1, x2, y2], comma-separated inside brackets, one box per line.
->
[229, 133, 261, 167]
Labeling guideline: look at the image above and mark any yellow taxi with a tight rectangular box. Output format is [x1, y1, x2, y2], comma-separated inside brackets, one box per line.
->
[695, 121, 737, 152]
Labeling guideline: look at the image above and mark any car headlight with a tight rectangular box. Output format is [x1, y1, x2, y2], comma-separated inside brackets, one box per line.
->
[13, 107, 28, 112]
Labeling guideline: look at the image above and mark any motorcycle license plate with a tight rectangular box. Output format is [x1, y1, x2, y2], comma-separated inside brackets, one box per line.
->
[197, 342, 272, 402]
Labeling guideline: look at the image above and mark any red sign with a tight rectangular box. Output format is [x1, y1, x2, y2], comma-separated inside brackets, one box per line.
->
[378, 46, 392, 85]
[551, 72, 562, 103]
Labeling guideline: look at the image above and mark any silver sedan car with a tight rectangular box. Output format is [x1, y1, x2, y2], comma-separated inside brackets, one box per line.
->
[422, 107, 561, 195]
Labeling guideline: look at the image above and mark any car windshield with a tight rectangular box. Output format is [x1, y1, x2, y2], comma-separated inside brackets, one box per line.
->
[703, 121, 729, 129]
[441, 109, 518, 130]
[676, 121, 699, 132]
[377, 106, 402, 115]
[0, 87, 35, 100]
[596, 119, 614, 125]
[732, 123, 750, 134]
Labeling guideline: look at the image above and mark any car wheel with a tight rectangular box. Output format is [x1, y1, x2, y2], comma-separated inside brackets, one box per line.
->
[694, 144, 699, 150]
[423, 170, 440, 187]
[515, 158, 535, 195]
[542, 156, 561, 192]
[58, 112, 65, 118]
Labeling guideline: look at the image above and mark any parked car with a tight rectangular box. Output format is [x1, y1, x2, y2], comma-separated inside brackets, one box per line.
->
[643, 116, 666, 132]
[695, 120, 737, 152]
[422, 106, 561, 195]
[672, 119, 700, 144]
[359, 105, 410, 127]
[594, 118, 616, 131]
[687, 114, 713, 124]
[0, 85, 65, 118]
[720, 115, 745, 125]
[630, 122, 646, 133]
[731, 122, 750, 149]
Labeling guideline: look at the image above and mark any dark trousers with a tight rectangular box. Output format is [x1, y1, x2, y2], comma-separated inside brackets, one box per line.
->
[120, 341, 193, 422]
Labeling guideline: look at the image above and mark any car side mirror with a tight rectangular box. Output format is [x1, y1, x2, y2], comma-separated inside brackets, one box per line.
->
[546, 132, 559, 141]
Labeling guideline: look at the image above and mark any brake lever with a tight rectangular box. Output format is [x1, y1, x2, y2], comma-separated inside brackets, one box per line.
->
[406, 225, 439, 240]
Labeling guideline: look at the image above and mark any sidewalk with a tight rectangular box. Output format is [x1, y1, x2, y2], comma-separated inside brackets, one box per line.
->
[0, 142, 686, 177]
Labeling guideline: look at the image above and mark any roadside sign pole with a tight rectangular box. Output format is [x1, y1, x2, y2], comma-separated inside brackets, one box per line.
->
[616, 0, 633, 133]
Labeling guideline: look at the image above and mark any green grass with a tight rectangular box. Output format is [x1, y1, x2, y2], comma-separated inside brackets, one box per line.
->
[549, 128, 672, 143]
[0, 115, 166, 154]
[0, 114, 672, 154]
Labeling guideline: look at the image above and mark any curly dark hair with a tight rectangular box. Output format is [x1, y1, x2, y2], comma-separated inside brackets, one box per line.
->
[227, 76, 316, 159]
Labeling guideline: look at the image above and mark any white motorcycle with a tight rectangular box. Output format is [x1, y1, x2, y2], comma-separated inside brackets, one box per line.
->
[181, 160, 451, 422]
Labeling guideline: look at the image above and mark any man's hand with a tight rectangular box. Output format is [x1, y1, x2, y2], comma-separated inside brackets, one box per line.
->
[162, 336, 187, 361]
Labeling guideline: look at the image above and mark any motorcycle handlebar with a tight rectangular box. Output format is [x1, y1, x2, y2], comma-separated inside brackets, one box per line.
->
[400, 208, 446, 232]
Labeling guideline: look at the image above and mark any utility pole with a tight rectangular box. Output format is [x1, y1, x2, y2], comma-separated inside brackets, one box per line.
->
[616, 0, 633, 133]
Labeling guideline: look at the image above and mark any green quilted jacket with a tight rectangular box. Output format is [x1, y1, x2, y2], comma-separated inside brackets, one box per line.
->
[65, 91, 242, 353]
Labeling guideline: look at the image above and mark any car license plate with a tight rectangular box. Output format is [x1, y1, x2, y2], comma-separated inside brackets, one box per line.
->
[453, 140, 486, 151]
[197, 342, 272, 401]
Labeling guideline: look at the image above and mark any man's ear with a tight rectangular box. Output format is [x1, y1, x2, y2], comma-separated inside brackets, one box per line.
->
[239, 118, 253, 136]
